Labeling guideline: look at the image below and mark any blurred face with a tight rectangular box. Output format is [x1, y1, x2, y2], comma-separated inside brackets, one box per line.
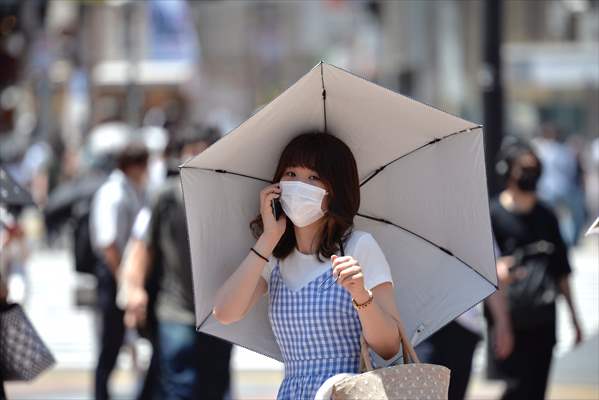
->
[280, 166, 329, 210]
[126, 162, 148, 189]
[509, 153, 541, 193]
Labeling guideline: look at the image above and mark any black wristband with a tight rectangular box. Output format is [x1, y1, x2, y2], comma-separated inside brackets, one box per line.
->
[250, 247, 269, 262]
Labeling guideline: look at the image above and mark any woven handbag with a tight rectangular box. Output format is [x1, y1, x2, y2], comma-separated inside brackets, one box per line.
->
[0, 303, 56, 381]
[332, 316, 450, 400]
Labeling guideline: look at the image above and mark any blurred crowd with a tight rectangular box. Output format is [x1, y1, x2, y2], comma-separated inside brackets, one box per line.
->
[1, 119, 235, 400]
[1, 95, 597, 400]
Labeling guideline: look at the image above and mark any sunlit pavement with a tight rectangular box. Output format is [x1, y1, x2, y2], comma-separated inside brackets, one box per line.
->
[5, 229, 598, 400]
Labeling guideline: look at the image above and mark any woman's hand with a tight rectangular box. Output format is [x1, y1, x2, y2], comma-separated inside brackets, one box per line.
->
[260, 183, 286, 242]
[332, 255, 370, 303]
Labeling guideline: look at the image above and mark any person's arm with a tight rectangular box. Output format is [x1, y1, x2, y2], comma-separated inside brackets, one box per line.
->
[213, 184, 286, 325]
[123, 239, 152, 328]
[333, 255, 400, 360]
[559, 277, 583, 345]
[487, 239, 514, 359]
[102, 243, 121, 277]
[485, 286, 514, 359]
[358, 283, 402, 360]
[122, 205, 157, 328]
[548, 210, 582, 345]
[212, 236, 273, 324]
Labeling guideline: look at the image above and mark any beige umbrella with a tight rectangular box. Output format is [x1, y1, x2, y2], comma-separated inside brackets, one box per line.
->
[181, 62, 497, 361]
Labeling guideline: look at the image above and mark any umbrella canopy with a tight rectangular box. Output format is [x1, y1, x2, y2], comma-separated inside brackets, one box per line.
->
[181, 62, 497, 361]
[0, 165, 35, 207]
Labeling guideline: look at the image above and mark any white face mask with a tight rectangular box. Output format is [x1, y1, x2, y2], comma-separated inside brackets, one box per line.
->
[279, 181, 327, 227]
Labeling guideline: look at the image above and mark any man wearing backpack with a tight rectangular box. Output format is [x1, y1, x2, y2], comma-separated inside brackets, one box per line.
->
[89, 143, 149, 400]
[122, 126, 232, 400]
[488, 141, 583, 400]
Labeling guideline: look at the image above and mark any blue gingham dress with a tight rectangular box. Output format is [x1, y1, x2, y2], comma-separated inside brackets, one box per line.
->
[269, 261, 362, 400]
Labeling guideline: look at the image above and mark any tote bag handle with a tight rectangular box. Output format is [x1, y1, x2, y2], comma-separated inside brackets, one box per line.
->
[360, 313, 421, 372]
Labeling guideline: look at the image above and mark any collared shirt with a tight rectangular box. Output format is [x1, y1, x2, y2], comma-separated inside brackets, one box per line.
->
[89, 169, 145, 257]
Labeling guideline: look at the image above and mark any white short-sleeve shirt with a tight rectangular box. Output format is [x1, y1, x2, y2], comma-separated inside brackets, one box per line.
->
[261, 230, 393, 291]
[89, 169, 145, 255]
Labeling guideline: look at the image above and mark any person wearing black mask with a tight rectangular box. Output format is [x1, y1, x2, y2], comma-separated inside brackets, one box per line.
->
[487, 142, 583, 400]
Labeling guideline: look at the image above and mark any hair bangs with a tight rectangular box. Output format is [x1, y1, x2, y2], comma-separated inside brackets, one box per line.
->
[273, 133, 331, 184]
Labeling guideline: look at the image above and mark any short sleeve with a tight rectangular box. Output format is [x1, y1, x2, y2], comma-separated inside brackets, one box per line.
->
[260, 258, 275, 287]
[132, 208, 151, 242]
[90, 186, 119, 249]
[352, 233, 393, 289]
[547, 212, 572, 278]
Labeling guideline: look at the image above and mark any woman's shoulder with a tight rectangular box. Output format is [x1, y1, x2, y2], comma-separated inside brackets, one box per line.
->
[345, 230, 387, 261]
[346, 230, 393, 288]
[345, 230, 378, 250]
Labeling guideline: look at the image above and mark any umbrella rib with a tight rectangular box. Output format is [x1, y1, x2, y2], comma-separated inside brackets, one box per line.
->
[356, 213, 497, 289]
[360, 125, 482, 187]
[197, 310, 213, 330]
[320, 61, 328, 133]
[184, 167, 272, 184]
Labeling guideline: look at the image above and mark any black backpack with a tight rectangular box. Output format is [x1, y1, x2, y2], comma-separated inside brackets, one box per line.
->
[72, 203, 98, 275]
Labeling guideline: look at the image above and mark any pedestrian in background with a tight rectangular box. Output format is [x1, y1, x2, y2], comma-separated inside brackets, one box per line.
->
[0, 231, 6, 400]
[89, 143, 149, 400]
[124, 126, 232, 400]
[488, 141, 583, 400]
[416, 240, 514, 400]
[533, 123, 586, 247]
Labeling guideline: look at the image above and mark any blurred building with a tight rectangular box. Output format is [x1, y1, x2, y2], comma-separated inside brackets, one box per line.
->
[189, 0, 598, 140]
[2, 0, 598, 163]
[504, 0, 599, 139]
[50, 0, 200, 146]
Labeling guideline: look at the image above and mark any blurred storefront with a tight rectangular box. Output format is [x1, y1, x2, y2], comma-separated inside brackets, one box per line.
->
[5, 0, 596, 159]
[49, 0, 200, 148]
[1, 1, 598, 399]
[504, 0, 599, 139]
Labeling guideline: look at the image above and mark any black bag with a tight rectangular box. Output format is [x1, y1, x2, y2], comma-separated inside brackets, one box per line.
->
[73, 208, 98, 275]
[0, 303, 55, 381]
[507, 240, 558, 330]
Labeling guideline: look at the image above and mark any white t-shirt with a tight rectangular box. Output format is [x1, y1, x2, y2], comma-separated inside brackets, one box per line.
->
[89, 169, 145, 255]
[261, 230, 393, 291]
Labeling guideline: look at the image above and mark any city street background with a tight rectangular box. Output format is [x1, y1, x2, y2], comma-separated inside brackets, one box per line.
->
[4, 226, 599, 399]
[1, 0, 598, 399]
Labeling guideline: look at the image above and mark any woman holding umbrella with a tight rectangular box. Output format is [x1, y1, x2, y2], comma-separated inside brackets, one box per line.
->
[213, 132, 402, 399]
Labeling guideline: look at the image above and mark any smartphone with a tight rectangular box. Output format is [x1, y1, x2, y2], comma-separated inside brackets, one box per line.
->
[271, 198, 283, 220]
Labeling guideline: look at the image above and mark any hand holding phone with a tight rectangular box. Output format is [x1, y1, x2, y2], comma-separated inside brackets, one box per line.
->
[271, 198, 283, 220]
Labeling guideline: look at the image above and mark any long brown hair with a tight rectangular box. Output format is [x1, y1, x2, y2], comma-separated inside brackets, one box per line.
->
[250, 131, 360, 261]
